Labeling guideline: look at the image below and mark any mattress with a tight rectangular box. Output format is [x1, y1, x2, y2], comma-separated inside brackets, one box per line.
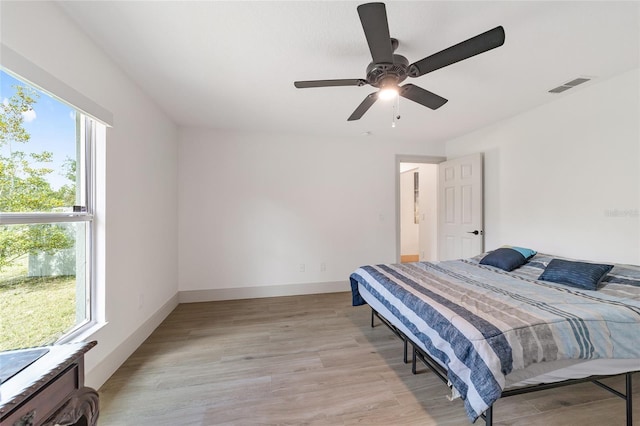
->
[358, 282, 640, 388]
[350, 253, 640, 421]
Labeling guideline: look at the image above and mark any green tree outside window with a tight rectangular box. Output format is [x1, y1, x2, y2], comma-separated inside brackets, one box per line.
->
[0, 84, 76, 271]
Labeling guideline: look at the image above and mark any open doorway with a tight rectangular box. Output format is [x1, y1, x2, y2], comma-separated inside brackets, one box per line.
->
[396, 156, 444, 263]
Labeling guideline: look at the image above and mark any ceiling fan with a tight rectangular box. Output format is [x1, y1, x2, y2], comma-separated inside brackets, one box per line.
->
[294, 2, 505, 121]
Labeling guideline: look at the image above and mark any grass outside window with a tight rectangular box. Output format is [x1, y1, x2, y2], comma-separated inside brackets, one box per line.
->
[0, 255, 75, 351]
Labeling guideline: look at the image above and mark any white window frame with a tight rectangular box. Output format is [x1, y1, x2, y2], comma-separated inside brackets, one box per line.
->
[1, 44, 111, 344]
[0, 115, 98, 342]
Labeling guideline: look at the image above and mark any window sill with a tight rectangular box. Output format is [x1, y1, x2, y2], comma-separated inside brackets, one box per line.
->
[57, 321, 109, 345]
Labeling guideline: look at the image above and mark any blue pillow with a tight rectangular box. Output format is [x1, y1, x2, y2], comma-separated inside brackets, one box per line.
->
[504, 246, 537, 260]
[538, 259, 613, 290]
[480, 248, 526, 271]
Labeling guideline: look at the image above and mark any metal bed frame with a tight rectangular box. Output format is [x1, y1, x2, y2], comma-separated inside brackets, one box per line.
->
[371, 308, 635, 426]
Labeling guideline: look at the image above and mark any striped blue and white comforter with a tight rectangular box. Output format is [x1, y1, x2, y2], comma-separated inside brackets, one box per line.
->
[349, 254, 640, 422]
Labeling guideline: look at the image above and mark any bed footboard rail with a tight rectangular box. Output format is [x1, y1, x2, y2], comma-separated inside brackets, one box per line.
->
[371, 308, 410, 364]
[593, 373, 633, 426]
[371, 307, 636, 426]
[487, 372, 634, 426]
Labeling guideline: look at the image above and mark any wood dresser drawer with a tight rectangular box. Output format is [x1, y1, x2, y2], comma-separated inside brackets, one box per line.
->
[2, 364, 78, 426]
[0, 342, 98, 426]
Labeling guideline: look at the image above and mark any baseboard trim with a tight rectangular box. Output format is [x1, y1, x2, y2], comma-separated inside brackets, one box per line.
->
[178, 280, 349, 303]
[85, 293, 179, 389]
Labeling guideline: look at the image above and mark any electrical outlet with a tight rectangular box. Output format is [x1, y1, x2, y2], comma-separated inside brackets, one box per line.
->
[138, 293, 144, 309]
[299, 263, 305, 272]
[320, 262, 326, 272]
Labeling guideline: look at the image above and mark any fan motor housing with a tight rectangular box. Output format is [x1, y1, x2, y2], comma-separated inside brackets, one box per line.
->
[366, 54, 409, 88]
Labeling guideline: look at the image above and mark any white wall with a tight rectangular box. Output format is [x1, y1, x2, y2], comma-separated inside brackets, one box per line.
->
[418, 164, 439, 261]
[1, 1, 179, 388]
[447, 68, 640, 265]
[400, 169, 419, 256]
[178, 128, 444, 298]
[398, 163, 439, 261]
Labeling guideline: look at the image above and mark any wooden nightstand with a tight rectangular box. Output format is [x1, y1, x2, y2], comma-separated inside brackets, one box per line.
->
[0, 341, 98, 426]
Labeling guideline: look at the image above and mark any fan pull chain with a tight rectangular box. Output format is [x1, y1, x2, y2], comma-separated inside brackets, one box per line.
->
[392, 94, 400, 128]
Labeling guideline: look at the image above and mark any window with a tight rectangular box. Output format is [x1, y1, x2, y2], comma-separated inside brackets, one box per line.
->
[0, 68, 99, 351]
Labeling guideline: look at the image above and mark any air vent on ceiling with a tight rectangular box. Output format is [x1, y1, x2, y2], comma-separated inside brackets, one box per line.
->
[549, 77, 592, 94]
[548, 85, 572, 94]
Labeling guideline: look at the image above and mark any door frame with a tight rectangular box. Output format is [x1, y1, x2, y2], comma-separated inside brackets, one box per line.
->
[395, 155, 446, 263]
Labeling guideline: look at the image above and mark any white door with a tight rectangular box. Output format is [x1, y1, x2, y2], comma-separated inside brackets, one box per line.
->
[438, 153, 484, 260]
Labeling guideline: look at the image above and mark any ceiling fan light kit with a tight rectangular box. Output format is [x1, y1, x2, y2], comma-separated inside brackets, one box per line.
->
[293, 2, 505, 122]
[378, 87, 398, 100]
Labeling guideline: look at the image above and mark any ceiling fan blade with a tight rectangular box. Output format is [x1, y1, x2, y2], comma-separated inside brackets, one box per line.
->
[357, 3, 394, 64]
[294, 79, 367, 88]
[400, 84, 448, 110]
[409, 26, 505, 77]
[348, 92, 378, 121]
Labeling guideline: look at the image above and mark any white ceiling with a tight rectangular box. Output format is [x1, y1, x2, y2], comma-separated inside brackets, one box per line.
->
[57, 1, 639, 145]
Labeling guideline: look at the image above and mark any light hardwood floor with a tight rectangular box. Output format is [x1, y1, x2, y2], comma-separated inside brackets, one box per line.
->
[98, 292, 639, 425]
[400, 255, 420, 263]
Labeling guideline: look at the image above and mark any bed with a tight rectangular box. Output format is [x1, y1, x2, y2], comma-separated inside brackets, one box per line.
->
[350, 251, 640, 425]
